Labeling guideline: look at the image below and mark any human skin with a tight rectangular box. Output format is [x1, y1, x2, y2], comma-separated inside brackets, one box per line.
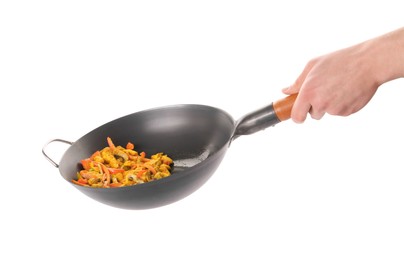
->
[283, 27, 404, 123]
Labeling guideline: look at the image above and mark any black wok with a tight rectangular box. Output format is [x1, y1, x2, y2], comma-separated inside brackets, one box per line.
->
[43, 94, 296, 210]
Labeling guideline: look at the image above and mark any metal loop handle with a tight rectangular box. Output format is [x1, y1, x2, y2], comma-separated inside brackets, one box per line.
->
[42, 139, 73, 168]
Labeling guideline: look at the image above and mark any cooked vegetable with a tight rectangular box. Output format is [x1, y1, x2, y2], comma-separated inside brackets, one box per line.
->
[72, 137, 173, 188]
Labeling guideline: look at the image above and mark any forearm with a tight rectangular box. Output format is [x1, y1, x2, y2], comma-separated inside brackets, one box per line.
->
[366, 27, 404, 85]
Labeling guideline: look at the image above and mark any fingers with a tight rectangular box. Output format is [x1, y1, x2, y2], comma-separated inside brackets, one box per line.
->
[291, 98, 326, 123]
[283, 60, 316, 95]
[309, 106, 326, 120]
[284, 59, 321, 123]
[290, 94, 311, 123]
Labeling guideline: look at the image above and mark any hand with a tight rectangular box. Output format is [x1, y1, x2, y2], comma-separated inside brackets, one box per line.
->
[283, 44, 379, 123]
[283, 27, 404, 123]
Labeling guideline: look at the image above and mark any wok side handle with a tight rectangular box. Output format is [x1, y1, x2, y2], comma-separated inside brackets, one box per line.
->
[232, 94, 297, 139]
[42, 139, 73, 168]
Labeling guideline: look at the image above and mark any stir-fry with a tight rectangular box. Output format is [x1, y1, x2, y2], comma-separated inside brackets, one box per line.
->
[72, 137, 173, 188]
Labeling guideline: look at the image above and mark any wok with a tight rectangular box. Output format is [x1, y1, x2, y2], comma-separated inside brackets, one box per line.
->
[43, 94, 297, 210]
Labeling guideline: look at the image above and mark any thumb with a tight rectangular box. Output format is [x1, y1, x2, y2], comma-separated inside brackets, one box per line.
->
[282, 85, 297, 95]
[282, 80, 301, 95]
[283, 60, 315, 95]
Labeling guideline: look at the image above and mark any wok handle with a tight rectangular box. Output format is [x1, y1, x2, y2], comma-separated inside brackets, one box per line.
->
[42, 139, 73, 168]
[273, 93, 297, 121]
[233, 94, 297, 139]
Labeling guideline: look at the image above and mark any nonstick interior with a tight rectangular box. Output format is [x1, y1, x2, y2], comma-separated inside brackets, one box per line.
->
[57, 104, 235, 209]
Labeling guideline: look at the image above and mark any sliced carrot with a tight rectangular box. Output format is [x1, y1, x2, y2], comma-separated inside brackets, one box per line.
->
[143, 164, 156, 175]
[90, 150, 101, 160]
[94, 161, 111, 187]
[126, 142, 134, 150]
[72, 179, 89, 187]
[108, 168, 125, 174]
[107, 137, 116, 150]
[109, 183, 123, 188]
[136, 169, 148, 178]
[81, 158, 92, 170]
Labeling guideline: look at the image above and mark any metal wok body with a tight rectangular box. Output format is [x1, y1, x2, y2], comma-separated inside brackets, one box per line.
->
[43, 95, 296, 210]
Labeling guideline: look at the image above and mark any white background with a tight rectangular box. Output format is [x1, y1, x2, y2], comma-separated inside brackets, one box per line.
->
[1, 1, 403, 259]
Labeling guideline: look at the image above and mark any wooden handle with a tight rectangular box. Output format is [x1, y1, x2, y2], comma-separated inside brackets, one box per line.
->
[273, 94, 297, 121]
